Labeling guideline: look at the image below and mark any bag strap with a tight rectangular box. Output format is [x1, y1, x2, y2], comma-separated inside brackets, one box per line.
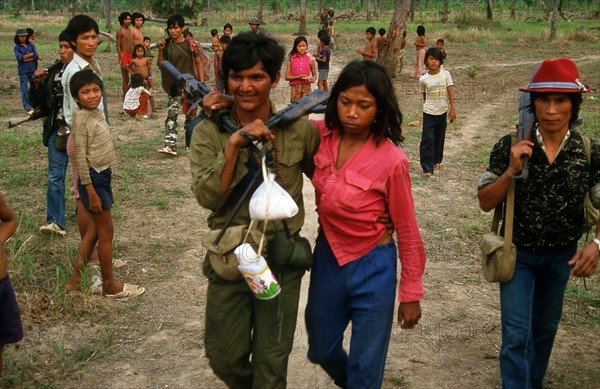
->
[491, 133, 517, 250]
[582, 135, 591, 165]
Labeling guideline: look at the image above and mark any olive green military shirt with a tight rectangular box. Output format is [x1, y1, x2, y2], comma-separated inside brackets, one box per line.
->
[189, 106, 320, 238]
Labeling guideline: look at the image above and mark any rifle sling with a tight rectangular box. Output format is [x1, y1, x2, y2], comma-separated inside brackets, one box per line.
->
[491, 133, 517, 249]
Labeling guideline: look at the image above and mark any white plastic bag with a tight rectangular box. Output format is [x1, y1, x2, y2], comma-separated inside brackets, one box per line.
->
[249, 156, 298, 221]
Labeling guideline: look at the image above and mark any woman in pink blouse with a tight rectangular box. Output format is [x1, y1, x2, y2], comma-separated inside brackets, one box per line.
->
[306, 60, 426, 389]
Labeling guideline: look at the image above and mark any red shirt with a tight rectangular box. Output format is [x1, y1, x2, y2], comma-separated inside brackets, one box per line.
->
[289, 53, 312, 85]
[310, 120, 426, 302]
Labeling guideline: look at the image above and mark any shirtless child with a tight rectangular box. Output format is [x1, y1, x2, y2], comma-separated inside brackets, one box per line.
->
[128, 44, 156, 112]
[356, 27, 377, 61]
[116, 12, 133, 99]
[131, 12, 145, 47]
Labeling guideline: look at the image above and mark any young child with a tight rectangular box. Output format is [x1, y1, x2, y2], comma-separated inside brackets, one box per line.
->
[143, 36, 154, 55]
[123, 73, 152, 118]
[313, 33, 331, 92]
[0, 192, 23, 377]
[436, 38, 447, 60]
[26, 28, 42, 68]
[376, 28, 387, 63]
[223, 23, 233, 37]
[128, 44, 156, 112]
[284, 36, 316, 103]
[210, 28, 220, 53]
[397, 29, 407, 77]
[214, 34, 230, 94]
[419, 48, 456, 176]
[67, 69, 144, 299]
[14, 27, 39, 115]
[356, 27, 377, 61]
[410, 25, 427, 78]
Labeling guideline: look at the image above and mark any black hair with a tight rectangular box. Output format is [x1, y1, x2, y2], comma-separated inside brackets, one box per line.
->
[436, 38, 445, 44]
[132, 12, 145, 25]
[417, 25, 425, 36]
[288, 36, 308, 57]
[379, 28, 386, 36]
[133, 43, 145, 55]
[318, 29, 328, 38]
[118, 12, 132, 26]
[167, 14, 185, 29]
[320, 34, 331, 46]
[65, 15, 99, 50]
[222, 31, 284, 84]
[211, 29, 218, 37]
[26, 28, 34, 36]
[366, 27, 376, 36]
[220, 35, 231, 44]
[325, 60, 404, 146]
[130, 73, 145, 88]
[223, 23, 233, 32]
[143, 36, 151, 42]
[14, 34, 29, 45]
[59, 30, 69, 42]
[530, 92, 583, 126]
[424, 47, 444, 65]
[69, 69, 104, 101]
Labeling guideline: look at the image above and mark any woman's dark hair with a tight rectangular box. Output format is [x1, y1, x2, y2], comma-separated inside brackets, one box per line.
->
[14, 34, 29, 45]
[118, 12, 132, 26]
[530, 92, 583, 127]
[223, 23, 233, 32]
[65, 14, 99, 49]
[424, 47, 444, 65]
[325, 60, 404, 146]
[417, 25, 425, 36]
[288, 36, 308, 57]
[130, 73, 145, 88]
[222, 31, 285, 84]
[69, 69, 103, 101]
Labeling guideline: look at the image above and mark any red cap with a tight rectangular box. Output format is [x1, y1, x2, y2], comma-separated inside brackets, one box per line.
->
[519, 58, 590, 93]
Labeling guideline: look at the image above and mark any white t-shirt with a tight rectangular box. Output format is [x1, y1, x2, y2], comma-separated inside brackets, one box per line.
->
[62, 52, 104, 126]
[419, 70, 453, 116]
[123, 86, 152, 110]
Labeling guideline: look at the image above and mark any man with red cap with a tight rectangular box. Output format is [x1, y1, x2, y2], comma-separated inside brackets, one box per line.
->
[477, 58, 599, 388]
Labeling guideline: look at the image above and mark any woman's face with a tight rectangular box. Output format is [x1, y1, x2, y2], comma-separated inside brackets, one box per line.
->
[224, 27, 232, 36]
[18, 35, 27, 44]
[296, 41, 308, 55]
[337, 85, 378, 139]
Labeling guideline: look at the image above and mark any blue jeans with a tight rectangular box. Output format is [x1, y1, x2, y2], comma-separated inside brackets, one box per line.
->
[419, 112, 447, 173]
[499, 243, 575, 389]
[46, 131, 68, 229]
[19, 72, 33, 111]
[305, 234, 397, 389]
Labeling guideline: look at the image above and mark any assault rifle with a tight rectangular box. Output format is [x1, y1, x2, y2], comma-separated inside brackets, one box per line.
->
[7, 61, 64, 129]
[160, 60, 330, 244]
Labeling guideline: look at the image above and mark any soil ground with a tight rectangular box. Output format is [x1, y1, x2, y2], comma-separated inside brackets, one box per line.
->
[0, 26, 599, 389]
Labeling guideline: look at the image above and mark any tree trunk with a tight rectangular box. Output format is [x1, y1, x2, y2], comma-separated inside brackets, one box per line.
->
[510, 0, 516, 20]
[258, 0, 265, 23]
[442, 0, 448, 22]
[487, 0, 493, 20]
[380, 0, 410, 78]
[409, 0, 416, 22]
[367, 0, 372, 21]
[104, 0, 112, 32]
[31, 0, 35, 12]
[549, 0, 559, 41]
[298, 0, 307, 35]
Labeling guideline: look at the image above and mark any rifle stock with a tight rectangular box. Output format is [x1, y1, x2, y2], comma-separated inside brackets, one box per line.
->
[512, 93, 535, 181]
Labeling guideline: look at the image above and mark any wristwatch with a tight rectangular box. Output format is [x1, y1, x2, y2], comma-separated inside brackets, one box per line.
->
[594, 238, 600, 253]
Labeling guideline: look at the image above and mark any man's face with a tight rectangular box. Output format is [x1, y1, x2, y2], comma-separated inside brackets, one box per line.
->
[59, 41, 74, 64]
[228, 61, 279, 114]
[134, 17, 144, 28]
[249, 23, 259, 31]
[534, 93, 573, 134]
[123, 15, 132, 27]
[168, 23, 183, 41]
[72, 29, 98, 61]
[75, 83, 102, 110]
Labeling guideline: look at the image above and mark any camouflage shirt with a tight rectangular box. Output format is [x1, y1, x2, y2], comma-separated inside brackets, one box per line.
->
[478, 131, 600, 249]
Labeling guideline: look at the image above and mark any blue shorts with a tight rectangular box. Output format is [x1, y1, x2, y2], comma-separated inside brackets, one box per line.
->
[0, 276, 23, 345]
[77, 168, 114, 212]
